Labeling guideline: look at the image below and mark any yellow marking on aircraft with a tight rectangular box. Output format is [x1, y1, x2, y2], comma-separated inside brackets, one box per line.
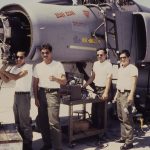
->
[82, 37, 98, 44]
[88, 38, 97, 44]
[82, 37, 88, 43]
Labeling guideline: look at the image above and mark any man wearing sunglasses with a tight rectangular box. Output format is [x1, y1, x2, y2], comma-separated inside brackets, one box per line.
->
[83, 49, 112, 132]
[0, 51, 33, 150]
[114, 50, 138, 150]
[33, 43, 67, 150]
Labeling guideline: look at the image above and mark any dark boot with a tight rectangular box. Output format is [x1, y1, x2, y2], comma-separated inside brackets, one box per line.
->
[40, 144, 52, 150]
[120, 143, 133, 150]
[115, 138, 126, 143]
[23, 141, 32, 150]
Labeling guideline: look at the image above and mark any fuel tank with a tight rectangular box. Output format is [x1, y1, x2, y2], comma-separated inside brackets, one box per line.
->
[0, 0, 104, 63]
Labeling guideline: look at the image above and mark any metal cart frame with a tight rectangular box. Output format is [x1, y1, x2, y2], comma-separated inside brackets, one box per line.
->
[62, 98, 107, 146]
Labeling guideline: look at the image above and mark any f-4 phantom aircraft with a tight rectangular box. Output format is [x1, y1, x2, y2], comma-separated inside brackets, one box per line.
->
[0, 0, 150, 121]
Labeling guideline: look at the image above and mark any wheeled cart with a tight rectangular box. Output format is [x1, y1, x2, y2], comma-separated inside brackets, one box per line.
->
[62, 98, 107, 146]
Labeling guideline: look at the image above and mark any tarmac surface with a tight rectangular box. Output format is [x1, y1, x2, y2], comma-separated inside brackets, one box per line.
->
[0, 87, 150, 150]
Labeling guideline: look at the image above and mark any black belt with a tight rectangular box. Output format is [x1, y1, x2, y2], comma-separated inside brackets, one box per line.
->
[40, 87, 59, 93]
[95, 86, 105, 91]
[118, 89, 131, 93]
[15, 92, 30, 95]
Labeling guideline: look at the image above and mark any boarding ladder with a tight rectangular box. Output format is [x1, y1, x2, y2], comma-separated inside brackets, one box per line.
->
[85, 3, 119, 53]
[104, 9, 118, 51]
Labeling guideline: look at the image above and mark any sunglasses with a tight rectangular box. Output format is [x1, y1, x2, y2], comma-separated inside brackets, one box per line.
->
[41, 51, 50, 55]
[16, 56, 24, 59]
[97, 54, 104, 57]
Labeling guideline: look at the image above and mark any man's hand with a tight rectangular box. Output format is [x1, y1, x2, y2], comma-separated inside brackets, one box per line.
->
[101, 92, 108, 101]
[49, 75, 58, 82]
[127, 94, 134, 106]
[113, 90, 119, 103]
[0, 66, 7, 73]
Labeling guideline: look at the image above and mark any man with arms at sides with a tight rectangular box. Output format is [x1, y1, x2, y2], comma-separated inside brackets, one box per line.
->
[83, 49, 112, 131]
[114, 50, 138, 150]
[0, 51, 33, 150]
[33, 43, 67, 150]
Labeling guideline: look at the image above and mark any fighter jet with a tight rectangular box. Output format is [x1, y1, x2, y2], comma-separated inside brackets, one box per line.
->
[0, 0, 150, 121]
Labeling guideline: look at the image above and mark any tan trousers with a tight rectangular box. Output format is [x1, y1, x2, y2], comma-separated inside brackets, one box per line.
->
[38, 88, 62, 150]
[116, 91, 134, 144]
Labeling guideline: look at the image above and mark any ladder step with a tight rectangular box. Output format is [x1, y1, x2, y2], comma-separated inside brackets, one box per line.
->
[107, 32, 116, 35]
[106, 17, 115, 22]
